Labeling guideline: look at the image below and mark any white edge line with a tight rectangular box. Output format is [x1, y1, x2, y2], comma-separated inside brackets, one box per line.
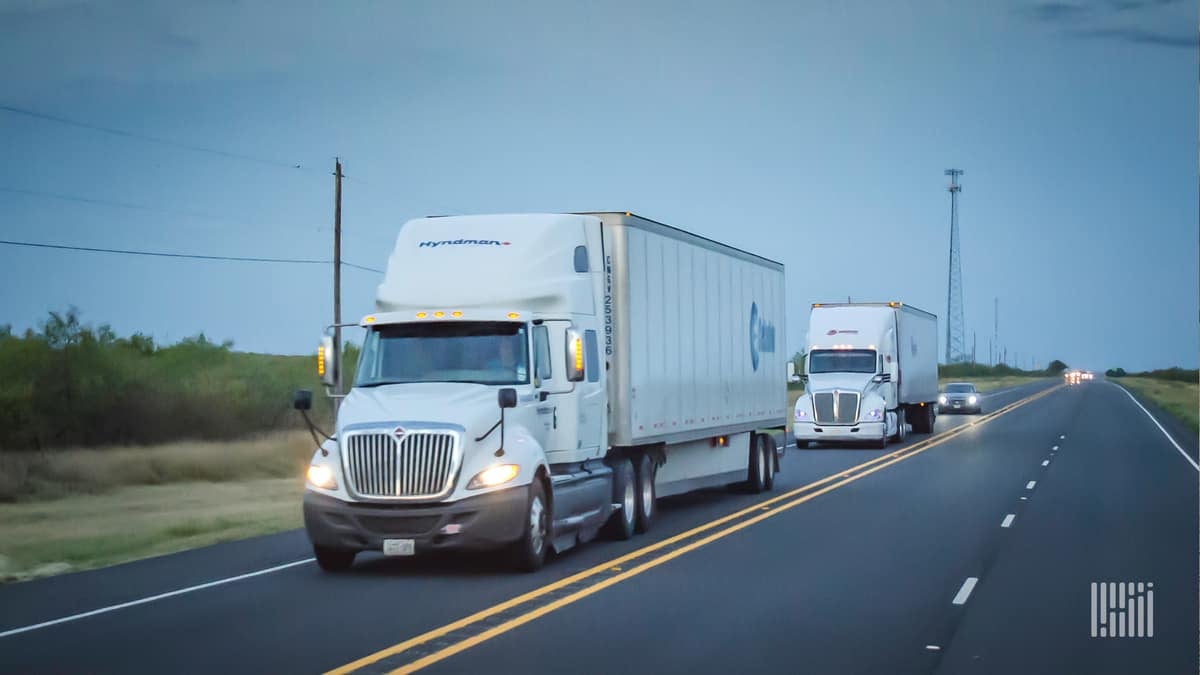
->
[1026, 481, 1037, 489]
[1110, 382, 1200, 472]
[952, 577, 979, 605]
[0, 558, 314, 639]
[1001, 514, 1015, 528]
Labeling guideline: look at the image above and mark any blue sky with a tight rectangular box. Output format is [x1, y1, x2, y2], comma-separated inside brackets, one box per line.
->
[1, 0, 1196, 371]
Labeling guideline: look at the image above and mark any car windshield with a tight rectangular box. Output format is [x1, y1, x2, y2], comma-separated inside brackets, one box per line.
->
[354, 321, 529, 386]
[808, 349, 877, 374]
[945, 384, 976, 393]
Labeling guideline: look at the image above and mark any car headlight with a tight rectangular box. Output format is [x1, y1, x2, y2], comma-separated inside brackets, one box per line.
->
[866, 408, 882, 421]
[938, 395, 947, 405]
[467, 464, 520, 490]
[307, 464, 337, 489]
[968, 395, 978, 405]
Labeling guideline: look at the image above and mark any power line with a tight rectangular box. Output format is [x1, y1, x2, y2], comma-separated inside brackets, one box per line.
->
[0, 104, 322, 174]
[0, 239, 383, 273]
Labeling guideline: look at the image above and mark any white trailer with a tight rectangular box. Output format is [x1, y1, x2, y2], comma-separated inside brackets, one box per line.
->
[792, 302, 939, 449]
[296, 212, 787, 572]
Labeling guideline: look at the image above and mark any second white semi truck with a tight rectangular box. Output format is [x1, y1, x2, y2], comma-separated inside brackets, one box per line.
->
[792, 302, 939, 449]
[295, 212, 787, 572]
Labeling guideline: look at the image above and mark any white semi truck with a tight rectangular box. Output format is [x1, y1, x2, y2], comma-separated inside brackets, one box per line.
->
[792, 302, 939, 449]
[294, 212, 787, 572]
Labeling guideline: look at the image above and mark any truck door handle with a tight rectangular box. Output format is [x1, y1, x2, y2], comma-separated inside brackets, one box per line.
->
[553, 408, 558, 429]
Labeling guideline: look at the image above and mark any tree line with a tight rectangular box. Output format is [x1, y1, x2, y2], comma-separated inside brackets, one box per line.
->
[0, 309, 351, 451]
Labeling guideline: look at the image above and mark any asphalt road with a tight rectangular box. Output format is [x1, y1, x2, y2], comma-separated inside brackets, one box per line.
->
[1, 380, 1195, 674]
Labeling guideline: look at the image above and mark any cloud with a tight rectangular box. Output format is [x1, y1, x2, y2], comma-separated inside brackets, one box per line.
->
[1025, 2, 1095, 24]
[1071, 27, 1198, 47]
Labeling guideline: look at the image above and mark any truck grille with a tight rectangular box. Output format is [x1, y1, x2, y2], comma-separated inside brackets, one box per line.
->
[813, 391, 860, 425]
[344, 430, 459, 499]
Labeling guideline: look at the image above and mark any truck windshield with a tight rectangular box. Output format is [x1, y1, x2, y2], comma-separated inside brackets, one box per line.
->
[354, 321, 529, 386]
[808, 349, 877, 374]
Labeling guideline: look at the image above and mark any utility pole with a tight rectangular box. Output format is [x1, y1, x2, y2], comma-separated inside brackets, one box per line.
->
[333, 158, 343, 417]
[993, 298, 998, 367]
[972, 332, 977, 364]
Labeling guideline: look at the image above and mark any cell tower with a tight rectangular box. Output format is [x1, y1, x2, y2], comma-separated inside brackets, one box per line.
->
[944, 169, 967, 363]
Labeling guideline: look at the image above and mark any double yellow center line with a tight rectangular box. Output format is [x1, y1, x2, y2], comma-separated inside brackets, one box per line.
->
[329, 384, 1062, 675]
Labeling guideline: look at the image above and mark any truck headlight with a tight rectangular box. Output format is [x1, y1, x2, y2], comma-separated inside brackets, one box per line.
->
[467, 464, 520, 490]
[866, 408, 882, 421]
[307, 464, 337, 489]
[938, 395, 947, 405]
[794, 407, 808, 421]
[968, 395, 978, 405]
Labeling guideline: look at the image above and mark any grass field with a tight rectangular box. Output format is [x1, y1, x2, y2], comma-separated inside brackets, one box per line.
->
[0, 478, 303, 582]
[0, 432, 314, 582]
[1116, 377, 1199, 433]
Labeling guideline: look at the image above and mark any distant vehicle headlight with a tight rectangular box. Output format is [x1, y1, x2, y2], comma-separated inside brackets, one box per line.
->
[968, 395, 978, 405]
[307, 464, 337, 490]
[938, 395, 947, 405]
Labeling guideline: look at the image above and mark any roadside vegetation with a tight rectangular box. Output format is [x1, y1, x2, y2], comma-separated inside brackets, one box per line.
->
[0, 308, 354, 451]
[1106, 368, 1199, 433]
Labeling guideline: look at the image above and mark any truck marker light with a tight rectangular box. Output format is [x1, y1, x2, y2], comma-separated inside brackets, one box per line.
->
[416, 312, 427, 319]
[363, 315, 376, 324]
[317, 346, 326, 376]
[434, 311, 445, 318]
[451, 311, 463, 318]
[507, 312, 520, 319]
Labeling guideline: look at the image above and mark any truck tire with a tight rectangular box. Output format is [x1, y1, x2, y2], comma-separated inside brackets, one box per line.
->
[746, 434, 767, 493]
[892, 409, 907, 443]
[761, 435, 776, 490]
[634, 453, 657, 534]
[509, 479, 550, 572]
[875, 433, 889, 449]
[601, 458, 637, 541]
[314, 546, 356, 572]
[795, 439, 809, 450]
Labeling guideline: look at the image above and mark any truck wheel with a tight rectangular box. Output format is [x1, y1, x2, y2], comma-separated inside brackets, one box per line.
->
[894, 409, 907, 443]
[601, 458, 636, 540]
[795, 439, 809, 450]
[746, 434, 767, 493]
[634, 453, 657, 534]
[313, 546, 356, 572]
[761, 435, 776, 490]
[509, 480, 550, 572]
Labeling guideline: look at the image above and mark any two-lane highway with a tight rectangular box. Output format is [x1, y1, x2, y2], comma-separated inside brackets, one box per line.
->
[1, 380, 1194, 674]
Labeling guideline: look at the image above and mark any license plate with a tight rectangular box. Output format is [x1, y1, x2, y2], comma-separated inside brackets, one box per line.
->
[383, 539, 415, 556]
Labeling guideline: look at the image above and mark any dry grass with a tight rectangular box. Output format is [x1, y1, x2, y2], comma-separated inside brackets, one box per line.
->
[0, 431, 315, 502]
[1118, 377, 1199, 432]
[0, 478, 304, 582]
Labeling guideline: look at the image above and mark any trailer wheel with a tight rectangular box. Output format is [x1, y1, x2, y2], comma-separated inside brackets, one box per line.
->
[746, 434, 767, 493]
[634, 453, 657, 534]
[509, 479, 550, 572]
[601, 458, 636, 541]
[313, 546, 356, 573]
[760, 434, 776, 490]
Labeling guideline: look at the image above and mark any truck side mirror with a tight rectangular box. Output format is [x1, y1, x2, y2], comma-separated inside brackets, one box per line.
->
[293, 389, 313, 411]
[787, 362, 797, 379]
[317, 335, 337, 388]
[498, 388, 518, 409]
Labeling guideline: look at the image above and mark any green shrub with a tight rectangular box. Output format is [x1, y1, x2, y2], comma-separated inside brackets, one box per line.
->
[0, 309, 346, 450]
